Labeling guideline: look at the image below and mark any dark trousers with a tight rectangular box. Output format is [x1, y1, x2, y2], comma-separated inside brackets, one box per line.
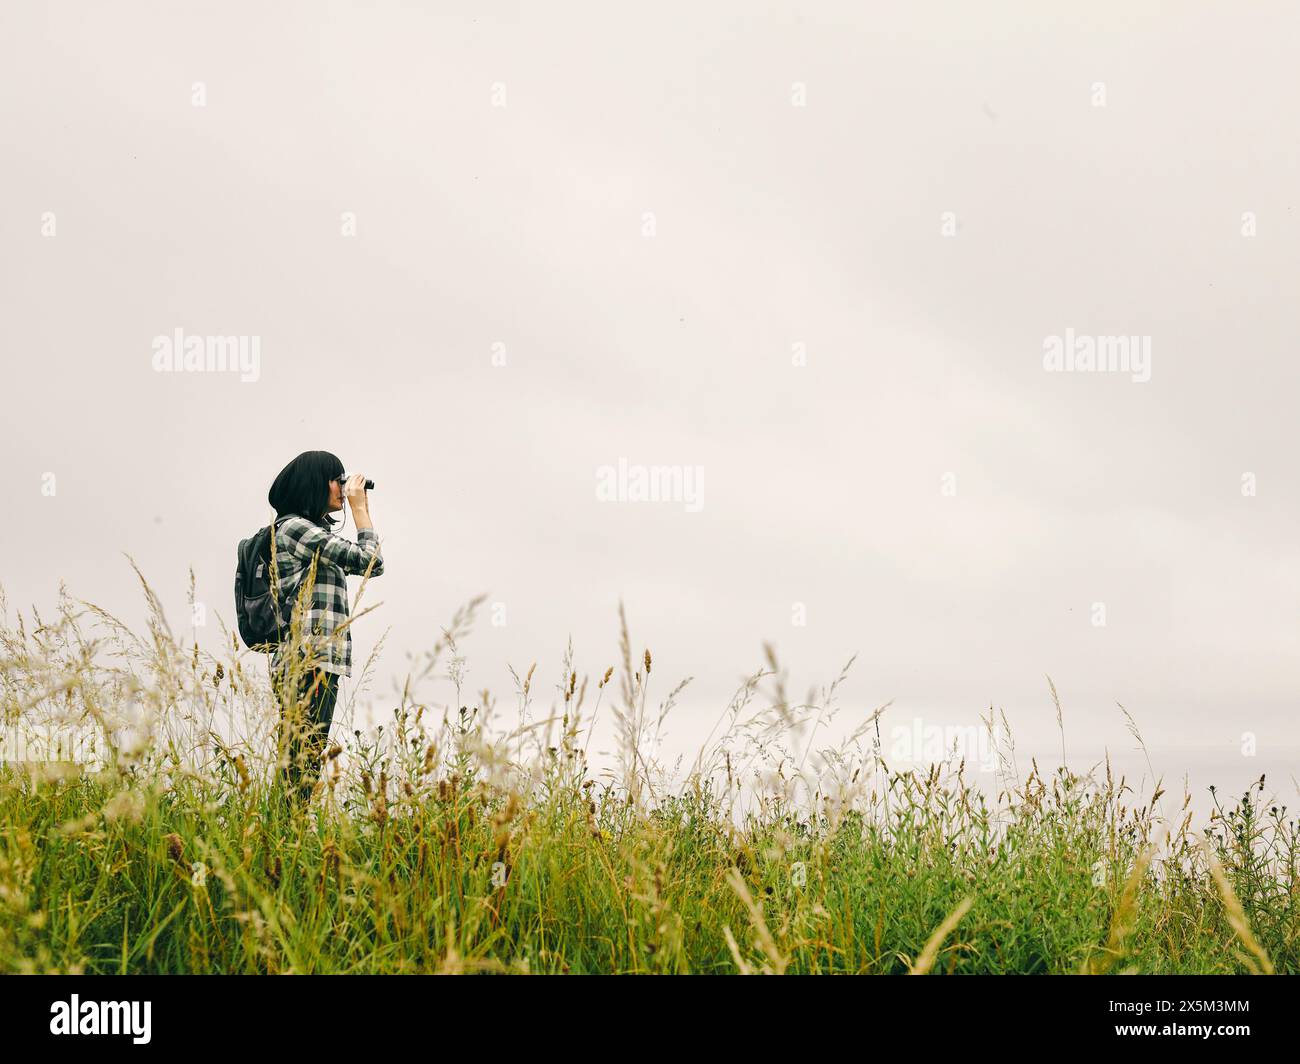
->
[275, 666, 339, 808]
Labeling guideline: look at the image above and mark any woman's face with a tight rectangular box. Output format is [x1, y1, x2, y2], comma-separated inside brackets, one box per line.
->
[327, 474, 344, 512]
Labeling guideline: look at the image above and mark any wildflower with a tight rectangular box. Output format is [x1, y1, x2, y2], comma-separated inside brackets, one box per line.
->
[1091, 857, 1109, 887]
[164, 832, 184, 864]
[322, 843, 341, 885]
[101, 788, 145, 823]
[190, 861, 208, 888]
[233, 754, 250, 793]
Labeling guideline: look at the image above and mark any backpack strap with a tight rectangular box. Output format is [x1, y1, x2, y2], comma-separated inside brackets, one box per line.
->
[269, 513, 307, 631]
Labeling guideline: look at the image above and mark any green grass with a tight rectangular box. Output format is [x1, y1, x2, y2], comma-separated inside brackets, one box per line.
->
[0, 574, 1296, 974]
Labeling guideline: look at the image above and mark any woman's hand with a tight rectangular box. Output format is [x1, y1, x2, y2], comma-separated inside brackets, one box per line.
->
[344, 474, 372, 529]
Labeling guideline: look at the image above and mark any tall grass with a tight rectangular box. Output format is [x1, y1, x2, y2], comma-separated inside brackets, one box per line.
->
[0, 567, 1295, 974]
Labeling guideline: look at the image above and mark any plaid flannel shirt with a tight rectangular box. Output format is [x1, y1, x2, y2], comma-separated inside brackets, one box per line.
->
[269, 515, 384, 679]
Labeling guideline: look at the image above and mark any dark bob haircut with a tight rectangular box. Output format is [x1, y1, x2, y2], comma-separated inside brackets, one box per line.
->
[268, 450, 345, 529]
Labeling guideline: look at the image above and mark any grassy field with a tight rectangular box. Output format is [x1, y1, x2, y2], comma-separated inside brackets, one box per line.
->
[0, 571, 1295, 974]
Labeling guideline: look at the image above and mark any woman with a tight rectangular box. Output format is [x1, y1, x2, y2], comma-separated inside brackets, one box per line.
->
[266, 450, 384, 808]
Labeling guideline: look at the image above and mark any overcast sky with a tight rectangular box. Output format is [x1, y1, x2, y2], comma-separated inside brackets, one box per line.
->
[4, 2, 1298, 807]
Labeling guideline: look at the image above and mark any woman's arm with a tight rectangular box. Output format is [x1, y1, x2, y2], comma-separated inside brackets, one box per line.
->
[283, 519, 383, 577]
[342, 474, 381, 575]
[348, 476, 373, 533]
